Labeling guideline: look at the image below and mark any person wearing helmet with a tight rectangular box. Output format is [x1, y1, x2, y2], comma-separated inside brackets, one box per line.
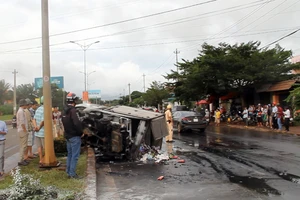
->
[16, 99, 29, 166]
[62, 92, 83, 179]
[165, 104, 174, 142]
[32, 96, 45, 166]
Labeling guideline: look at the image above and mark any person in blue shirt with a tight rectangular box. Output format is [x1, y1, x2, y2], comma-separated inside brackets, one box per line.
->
[0, 120, 8, 176]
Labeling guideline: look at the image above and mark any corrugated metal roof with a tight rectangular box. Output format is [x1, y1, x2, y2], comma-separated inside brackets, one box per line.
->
[267, 80, 296, 92]
[106, 105, 163, 120]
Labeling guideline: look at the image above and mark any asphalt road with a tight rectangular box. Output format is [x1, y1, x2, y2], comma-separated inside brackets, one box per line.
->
[96, 125, 300, 200]
[5, 126, 20, 158]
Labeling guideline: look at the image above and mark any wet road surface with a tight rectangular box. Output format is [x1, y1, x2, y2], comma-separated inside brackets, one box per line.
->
[96, 125, 300, 200]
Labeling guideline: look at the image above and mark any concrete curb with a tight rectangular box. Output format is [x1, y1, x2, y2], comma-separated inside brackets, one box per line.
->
[227, 124, 300, 136]
[85, 147, 97, 200]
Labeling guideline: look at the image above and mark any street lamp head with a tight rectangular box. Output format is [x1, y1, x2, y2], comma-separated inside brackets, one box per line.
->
[94, 41, 100, 44]
[70, 41, 75, 43]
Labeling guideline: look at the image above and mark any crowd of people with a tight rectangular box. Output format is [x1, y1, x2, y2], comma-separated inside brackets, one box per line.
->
[0, 92, 83, 179]
[241, 102, 291, 132]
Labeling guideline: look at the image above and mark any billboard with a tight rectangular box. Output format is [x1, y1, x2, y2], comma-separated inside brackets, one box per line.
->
[34, 76, 64, 90]
[88, 90, 101, 98]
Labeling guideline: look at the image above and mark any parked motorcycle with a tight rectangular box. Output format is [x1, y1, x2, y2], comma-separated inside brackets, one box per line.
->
[12, 115, 17, 129]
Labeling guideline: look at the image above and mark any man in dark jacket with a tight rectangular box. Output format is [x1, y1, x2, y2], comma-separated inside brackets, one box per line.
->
[62, 92, 82, 179]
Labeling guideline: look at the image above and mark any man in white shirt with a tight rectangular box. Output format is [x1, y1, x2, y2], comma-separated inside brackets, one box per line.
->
[271, 103, 278, 129]
[283, 107, 291, 132]
[16, 99, 29, 166]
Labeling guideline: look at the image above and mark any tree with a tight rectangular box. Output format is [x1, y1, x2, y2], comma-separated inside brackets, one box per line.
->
[0, 80, 11, 105]
[16, 83, 37, 103]
[142, 81, 169, 107]
[37, 84, 67, 109]
[165, 41, 299, 103]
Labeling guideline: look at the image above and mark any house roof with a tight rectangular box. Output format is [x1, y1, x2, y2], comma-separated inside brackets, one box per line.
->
[257, 80, 298, 93]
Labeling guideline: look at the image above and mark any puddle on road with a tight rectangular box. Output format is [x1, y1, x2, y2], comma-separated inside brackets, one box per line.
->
[223, 168, 281, 196]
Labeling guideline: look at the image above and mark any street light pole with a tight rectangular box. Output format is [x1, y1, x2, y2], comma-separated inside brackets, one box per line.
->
[70, 41, 99, 92]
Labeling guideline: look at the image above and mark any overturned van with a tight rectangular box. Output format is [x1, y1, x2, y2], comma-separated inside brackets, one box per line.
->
[76, 104, 169, 161]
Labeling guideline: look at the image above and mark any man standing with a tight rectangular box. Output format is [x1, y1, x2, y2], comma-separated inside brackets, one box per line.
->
[16, 99, 29, 166]
[24, 99, 33, 162]
[271, 102, 278, 130]
[52, 106, 62, 138]
[0, 120, 8, 176]
[283, 106, 291, 132]
[277, 103, 283, 131]
[33, 97, 45, 166]
[62, 93, 83, 179]
[164, 104, 173, 142]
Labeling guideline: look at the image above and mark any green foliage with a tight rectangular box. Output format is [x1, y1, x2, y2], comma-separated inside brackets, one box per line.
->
[165, 41, 298, 103]
[285, 86, 300, 117]
[0, 80, 11, 105]
[142, 81, 169, 107]
[0, 152, 87, 199]
[37, 84, 67, 110]
[0, 104, 13, 115]
[3, 167, 58, 200]
[54, 137, 67, 155]
[16, 83, 37, 103]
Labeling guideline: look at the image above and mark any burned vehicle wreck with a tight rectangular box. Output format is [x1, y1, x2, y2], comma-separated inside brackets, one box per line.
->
[76, 104, 169, 161]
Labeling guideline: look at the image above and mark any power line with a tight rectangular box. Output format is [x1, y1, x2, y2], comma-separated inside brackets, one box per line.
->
[179, 0, 274, 53]
[262, 28, 300, 49]
[1, 27, 298, 54]
[0, 0, 217, 45]
[0, 0, 145, 29]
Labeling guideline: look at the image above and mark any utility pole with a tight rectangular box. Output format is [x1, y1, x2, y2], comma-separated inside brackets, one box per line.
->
[41, 0, 58, 167]
[128, 83, 132, 103]
[174, 48, 180, 72]
[12, 69, 18, 115]
[143, 74, 146, 92]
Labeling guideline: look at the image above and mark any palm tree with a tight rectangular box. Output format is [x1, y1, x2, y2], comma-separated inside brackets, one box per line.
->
[0, 79, 11, 105]
[16, 83, 38, 103]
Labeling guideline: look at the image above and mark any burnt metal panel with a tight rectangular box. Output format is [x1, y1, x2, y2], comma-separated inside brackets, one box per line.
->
[151, 116, 169, 140]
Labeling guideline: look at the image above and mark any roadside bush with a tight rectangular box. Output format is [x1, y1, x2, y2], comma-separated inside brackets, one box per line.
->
[0, 104, 13, 115]
[54, 137, 67, 155]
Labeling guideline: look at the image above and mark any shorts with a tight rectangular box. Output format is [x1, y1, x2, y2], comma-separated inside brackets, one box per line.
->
[27, 132, 33, 146]
[35, 136, 44, 149]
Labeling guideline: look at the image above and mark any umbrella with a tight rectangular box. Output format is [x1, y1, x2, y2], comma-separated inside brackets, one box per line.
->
[197, 100, 208, 105]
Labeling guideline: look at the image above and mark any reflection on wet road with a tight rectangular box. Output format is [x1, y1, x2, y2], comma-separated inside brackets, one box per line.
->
[175, 126, 300, 199]
[97, 125, 300, 200]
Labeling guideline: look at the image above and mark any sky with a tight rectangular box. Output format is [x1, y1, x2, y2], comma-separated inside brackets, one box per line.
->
[0, 0, 300, 100]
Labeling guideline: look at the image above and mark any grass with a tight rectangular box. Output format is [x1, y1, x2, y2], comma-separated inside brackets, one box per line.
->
[0, 115, 13, 121]
[0, 149, 87, 192]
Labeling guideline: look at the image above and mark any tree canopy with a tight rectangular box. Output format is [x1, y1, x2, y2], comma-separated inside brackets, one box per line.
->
[165, 41, 299, 102]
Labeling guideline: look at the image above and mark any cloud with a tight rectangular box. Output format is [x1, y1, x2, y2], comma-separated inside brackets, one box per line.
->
[1, 0, 300, 100]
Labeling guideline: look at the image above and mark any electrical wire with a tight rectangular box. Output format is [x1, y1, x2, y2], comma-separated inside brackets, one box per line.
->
[1, 27, 298, 54]
[262, 28, 300, 49]
[0, 0, 217, 45]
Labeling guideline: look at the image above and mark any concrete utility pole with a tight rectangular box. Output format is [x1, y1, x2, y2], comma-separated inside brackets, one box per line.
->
[128, 83, 132, 103]
[41, 0, 58, 167]
[143, 74, 146, 92]
[12, 69, 18, 115]
[174, 48, 180, 72]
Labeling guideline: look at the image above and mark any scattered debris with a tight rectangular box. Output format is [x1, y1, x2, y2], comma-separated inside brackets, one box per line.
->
[157, 176, 164, 180]
[178, 159, 185, 163]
